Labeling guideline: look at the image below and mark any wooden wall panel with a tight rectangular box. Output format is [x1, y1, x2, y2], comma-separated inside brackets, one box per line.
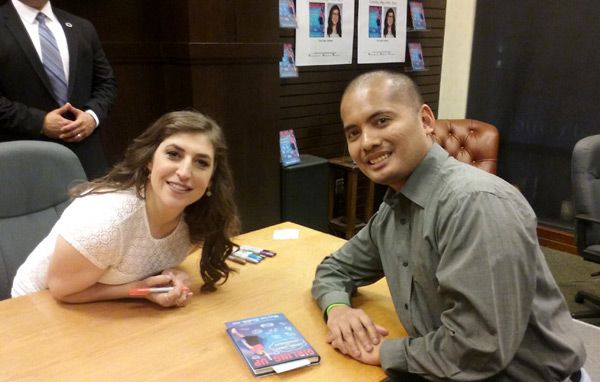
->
[51, 0, 281, 232]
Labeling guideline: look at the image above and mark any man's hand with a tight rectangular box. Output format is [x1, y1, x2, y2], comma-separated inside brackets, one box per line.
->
[351, 337, 383, 366]
[326, 305, 389, 358]
[59, 103, 97, 142]
[42, 104, 72, 139]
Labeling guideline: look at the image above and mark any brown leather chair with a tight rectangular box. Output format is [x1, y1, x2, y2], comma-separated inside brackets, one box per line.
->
[431, 119, 499, 175]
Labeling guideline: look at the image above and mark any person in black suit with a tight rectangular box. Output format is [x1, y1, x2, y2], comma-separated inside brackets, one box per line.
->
[0, 0, 117, 179]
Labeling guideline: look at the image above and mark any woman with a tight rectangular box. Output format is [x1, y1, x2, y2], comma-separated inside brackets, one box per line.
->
[327, 4, 342, 38]
[384, 8, 396, 38]
[11, 110, 240, 308]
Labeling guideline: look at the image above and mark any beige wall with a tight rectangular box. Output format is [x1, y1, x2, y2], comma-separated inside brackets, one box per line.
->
[437, 0, 476, 119]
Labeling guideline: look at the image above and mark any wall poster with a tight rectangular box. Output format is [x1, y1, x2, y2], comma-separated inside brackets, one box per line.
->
[295, 0, 356, 66]
[357, 0, 407, 64]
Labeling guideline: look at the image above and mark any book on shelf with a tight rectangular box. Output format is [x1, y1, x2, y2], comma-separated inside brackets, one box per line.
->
[279, 129, 301, 167]
[408, 42, 426, 71]
[279, 43, 299, 79]
[225, 313, 321, 377]
[409, 1, 427, 31]
[279, 0, 298, 28]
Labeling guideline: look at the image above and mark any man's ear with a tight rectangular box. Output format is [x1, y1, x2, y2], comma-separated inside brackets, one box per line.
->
[419, 104, 436, 134]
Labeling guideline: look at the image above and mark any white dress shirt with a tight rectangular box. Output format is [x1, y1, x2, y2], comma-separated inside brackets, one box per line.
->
[10, 0, 100, 126]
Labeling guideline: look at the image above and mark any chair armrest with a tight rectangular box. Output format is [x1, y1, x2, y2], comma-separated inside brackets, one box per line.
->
[575, 214, 600, 258]
[575, 214, 600, 226]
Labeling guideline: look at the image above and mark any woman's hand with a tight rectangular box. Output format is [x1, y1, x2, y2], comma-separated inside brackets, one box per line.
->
[161, 268, 192, 288]
[137, 270, 193, 308]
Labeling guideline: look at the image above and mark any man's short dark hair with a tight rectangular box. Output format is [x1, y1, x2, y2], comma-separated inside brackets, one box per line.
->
[342, 70, 424, 111]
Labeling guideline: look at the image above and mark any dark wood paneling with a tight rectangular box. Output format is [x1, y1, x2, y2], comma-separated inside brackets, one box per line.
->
[53, 0, 281, 232]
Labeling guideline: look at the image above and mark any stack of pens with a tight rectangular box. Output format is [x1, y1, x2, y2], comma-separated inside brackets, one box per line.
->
[228, 245, 276, 264]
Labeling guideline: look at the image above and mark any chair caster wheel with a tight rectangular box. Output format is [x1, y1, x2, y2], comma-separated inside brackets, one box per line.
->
[575, 292, 585, 304]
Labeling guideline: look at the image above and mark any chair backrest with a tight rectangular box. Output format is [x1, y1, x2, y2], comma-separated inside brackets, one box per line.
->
[0, 141, 87, 300]
[432, 119, 499, 175]
[572, 134, 600, 246]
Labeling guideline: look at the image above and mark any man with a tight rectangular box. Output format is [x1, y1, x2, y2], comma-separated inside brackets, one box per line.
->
[312, 71, 587, 381]
[0, 0, 117, 179]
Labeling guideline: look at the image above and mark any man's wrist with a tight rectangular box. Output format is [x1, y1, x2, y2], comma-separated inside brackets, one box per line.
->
[325, 303, 349, 317]
[85, 109, 99, 129]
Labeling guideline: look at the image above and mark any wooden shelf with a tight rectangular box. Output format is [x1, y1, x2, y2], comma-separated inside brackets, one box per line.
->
[328, 156, 374, 239]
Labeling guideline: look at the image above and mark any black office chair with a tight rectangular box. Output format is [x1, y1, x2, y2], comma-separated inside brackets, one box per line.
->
[571, 134, 600, 318]
[0, 141, 86, 300]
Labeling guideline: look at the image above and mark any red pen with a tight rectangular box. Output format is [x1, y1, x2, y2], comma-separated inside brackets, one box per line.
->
[128, 286, 190, 296]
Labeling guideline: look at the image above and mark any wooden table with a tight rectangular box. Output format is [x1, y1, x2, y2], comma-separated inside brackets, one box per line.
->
[0, 222, 406, 381]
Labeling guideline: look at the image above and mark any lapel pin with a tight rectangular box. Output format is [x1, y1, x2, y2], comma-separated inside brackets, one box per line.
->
[65, 22, 72, 27]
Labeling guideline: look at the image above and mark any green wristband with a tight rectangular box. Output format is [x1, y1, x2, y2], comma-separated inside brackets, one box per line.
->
[325, 303, 349, 316]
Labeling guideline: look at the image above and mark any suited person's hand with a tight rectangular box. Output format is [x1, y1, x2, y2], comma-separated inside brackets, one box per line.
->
[60, 103, 97, 142]
[42, 104, 71, 139]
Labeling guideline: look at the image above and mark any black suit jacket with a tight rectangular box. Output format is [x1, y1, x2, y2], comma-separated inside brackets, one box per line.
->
[0, 1, 117, 178]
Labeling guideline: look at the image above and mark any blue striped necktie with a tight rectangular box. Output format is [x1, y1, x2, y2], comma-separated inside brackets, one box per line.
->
[36, 12, 67, 106]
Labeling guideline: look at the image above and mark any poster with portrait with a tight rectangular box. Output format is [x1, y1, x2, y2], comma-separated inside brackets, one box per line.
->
[295, 0, 355, 66]
[357, 0, 406, 64]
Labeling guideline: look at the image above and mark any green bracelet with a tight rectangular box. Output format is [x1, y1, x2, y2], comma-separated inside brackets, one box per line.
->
[325, 303, 349, 316]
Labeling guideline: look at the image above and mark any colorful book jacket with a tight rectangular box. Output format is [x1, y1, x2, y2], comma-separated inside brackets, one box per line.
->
[368, 6, 382, 38]
[225, 313, 320, 376]
[409, 1, 427, 30]
[279, 0, 298, 28]
[279, 129, 301, 167]
[408, 42, 426, 70]
[280, 43, 299, 79]
[309, 2, 325, 38]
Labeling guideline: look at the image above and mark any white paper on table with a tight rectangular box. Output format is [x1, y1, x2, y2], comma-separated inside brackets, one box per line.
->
[273, 229, 300, 240]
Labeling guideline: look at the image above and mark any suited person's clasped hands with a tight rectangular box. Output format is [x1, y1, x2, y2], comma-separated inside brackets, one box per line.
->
[42, 102, 96, 142]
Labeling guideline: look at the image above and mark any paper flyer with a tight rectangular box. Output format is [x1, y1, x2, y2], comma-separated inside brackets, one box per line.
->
[295, 0, 356, 66]
[357, 0, 407, 64]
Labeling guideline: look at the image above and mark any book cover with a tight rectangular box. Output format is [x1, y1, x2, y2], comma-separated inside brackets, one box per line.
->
[279, 129, 301, 167]
[409, 1, 427, 30]
[309, 2, 325, 38]
[279, 43, 299, 79]
[279, 0, 298, 28]
[408, 42, 426, 70]
[225, 313, 320, 376]
[368, 6, 382, 38]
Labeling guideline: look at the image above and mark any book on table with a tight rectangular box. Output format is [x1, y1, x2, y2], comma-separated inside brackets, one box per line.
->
[225, 313, 320, 376]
